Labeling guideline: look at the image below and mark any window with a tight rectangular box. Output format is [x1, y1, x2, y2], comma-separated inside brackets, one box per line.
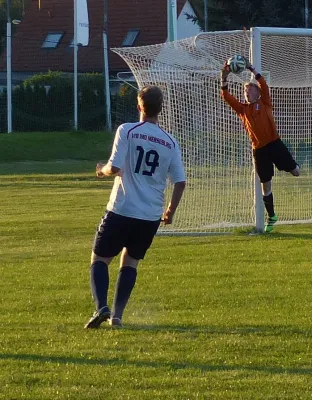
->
[41, 33, 63, 49]
[122, 29, 140, 47]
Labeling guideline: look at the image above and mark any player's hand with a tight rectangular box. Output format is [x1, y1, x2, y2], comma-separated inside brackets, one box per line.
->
[242, 56, 253, 71]
[162, 209, 175, 225]
[221, 62, 230, 80]
[96, 163, 105, 178]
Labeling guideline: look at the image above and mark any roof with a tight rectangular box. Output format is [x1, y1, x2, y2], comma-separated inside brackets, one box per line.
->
[0, 0, 193, 74]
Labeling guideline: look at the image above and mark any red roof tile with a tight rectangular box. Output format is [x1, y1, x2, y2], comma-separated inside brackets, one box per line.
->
[0, 0, 189, 73]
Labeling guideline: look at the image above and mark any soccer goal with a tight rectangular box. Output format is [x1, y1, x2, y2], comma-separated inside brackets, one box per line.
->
[112, 27, 312, 235]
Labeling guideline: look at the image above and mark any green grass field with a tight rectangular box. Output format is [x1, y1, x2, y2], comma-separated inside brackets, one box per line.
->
[1, 132, 312, 399]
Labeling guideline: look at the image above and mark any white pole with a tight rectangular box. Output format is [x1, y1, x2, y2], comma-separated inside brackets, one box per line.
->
[74, 0, 78, 130]
[103, 0, 111, 131]
[167, 0, 177, 41]
[255, 27, 312, 36]
[103, 33, 112, 131]
[250, 27, 265, 233]
[6, 0, 12, 133]
[204, 0, 208, 32]
[305, 0, 309, 27]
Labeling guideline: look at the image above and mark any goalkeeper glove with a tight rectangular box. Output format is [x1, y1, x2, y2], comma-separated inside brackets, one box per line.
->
[242, 56, 255, 72]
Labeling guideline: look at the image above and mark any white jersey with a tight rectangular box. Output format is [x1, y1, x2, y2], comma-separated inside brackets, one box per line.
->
[106, 121, 185, 221]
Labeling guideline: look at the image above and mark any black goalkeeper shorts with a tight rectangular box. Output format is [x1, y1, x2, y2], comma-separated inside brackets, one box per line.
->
[253, 139, 297, 183]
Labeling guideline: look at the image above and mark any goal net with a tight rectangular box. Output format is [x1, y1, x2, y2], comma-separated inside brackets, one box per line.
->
[112, 28, 312, 234]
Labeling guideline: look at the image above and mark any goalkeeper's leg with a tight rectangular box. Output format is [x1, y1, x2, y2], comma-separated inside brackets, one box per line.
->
[289, 164, 300, 177]
[253, 150, 278, 232]
[262, 181, 278, 232]
[271, 139, 300, 177]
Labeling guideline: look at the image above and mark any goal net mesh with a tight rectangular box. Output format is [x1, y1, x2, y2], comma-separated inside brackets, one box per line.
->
[112, 30, 312, 234]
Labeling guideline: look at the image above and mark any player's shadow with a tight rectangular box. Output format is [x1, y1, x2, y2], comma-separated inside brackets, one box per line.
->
[123, 323, 312, 338]
[2, 324, 311, 375]
[1, 350, 312, 376]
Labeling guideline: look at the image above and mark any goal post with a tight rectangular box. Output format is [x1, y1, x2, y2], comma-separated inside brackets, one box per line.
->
[250, 27, 264, 233]
[111, 27, 312, 235]
[250, 27, 312, 232]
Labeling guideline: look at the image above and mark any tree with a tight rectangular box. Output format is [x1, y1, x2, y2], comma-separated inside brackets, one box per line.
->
[0, 0, 31, 53]
[188, 0, 310, 31]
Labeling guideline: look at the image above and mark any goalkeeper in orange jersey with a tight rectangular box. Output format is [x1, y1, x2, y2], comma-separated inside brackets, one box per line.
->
[220, 57, 300, 233]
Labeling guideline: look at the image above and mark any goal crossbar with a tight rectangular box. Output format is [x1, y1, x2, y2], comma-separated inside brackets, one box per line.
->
[253, 27, 312, 36]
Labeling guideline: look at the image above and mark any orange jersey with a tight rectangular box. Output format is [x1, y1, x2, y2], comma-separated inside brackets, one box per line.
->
[221, 76, 280, 149]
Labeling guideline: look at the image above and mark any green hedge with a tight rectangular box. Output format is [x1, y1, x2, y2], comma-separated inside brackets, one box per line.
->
[0, 72, 141, 132]
[0, 71, 107, 132]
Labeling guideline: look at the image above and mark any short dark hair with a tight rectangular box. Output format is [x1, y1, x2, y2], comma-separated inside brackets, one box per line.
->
[137, 85, 163, 117]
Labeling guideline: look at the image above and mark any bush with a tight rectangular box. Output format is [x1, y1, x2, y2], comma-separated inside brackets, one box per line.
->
[111, 83, 138, 128]
[11, 71, 107, 132]
[0, 90, 7, 133]
[0, 74, 140, 133]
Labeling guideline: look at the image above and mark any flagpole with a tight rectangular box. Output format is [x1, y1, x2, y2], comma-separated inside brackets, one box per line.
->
[6, 0, 12, 133]
[74, 0, 78, 130]
[167, 0, 177, 41]
[103, 0, 111, 131]
[305, 0, 309, 27]
[204, 0, 208, 31]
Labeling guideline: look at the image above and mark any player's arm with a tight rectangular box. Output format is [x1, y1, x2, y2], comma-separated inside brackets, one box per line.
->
[96, 125, 128, 178]
[220, 63, 244, 115]
[256, 75, 271, 107]
[163, 143, 186, 225]
[96, 162, 120, 177]
[243, 57, 272, 107]
[163, 181, 186, 225]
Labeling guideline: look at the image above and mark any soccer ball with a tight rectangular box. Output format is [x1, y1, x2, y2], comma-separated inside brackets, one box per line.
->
[227, 55, 246, 74]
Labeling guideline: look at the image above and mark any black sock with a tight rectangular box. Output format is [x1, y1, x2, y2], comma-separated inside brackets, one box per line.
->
[112, 266, 137, 320]
[90, 261, 109, 311]
[263, 193, 275, 217]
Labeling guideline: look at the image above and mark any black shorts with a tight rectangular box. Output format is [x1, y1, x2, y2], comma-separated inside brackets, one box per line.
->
[253, 139, 297, 183]
[93, 211, 161, 260]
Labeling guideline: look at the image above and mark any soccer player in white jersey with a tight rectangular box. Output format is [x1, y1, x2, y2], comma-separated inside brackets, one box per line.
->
[85, 85, 186, 329]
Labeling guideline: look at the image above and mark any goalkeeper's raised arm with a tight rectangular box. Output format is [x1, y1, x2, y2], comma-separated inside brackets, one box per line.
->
[242, 57, 259, 76]
[242, 57, 271, 107]
[220, 63, 244, 115]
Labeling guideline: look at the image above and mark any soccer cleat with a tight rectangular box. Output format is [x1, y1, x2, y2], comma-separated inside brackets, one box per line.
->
[264, 214, 278, 233]
[84, 306, 111, 329]
[109, 317, 122, 328]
